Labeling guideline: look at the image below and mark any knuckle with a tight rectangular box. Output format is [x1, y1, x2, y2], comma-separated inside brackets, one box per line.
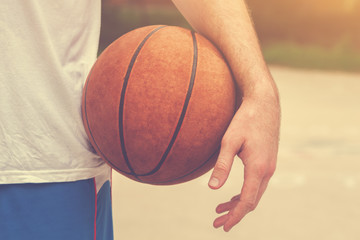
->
[253, 163, 267, 177]
[243, 200, 257, 212]
[251, 160, 276, 179]
[220, 134, 239, 151]
[215, 160, 230, 175]
[267, 163, 277, 178]
[220, 135, 232, 148]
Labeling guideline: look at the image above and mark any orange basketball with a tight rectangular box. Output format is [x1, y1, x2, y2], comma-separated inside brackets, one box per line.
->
[82, 25, 236, 185]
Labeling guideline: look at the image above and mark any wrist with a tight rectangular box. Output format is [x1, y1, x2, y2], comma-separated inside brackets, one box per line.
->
[236, 65, 279, 106]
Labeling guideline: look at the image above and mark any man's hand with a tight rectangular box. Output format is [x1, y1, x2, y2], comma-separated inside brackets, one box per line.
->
[209, 88, 280, 232]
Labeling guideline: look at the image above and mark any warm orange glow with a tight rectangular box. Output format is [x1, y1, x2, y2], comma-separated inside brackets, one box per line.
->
[344, 0, 359, 12]
[100, 0, 360, 62]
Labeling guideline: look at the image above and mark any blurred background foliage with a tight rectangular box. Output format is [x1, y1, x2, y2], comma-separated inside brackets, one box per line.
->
[99, 0, 360, 72]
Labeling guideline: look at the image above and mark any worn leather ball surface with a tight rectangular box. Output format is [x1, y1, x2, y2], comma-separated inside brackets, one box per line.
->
[82, 25, 236, 185]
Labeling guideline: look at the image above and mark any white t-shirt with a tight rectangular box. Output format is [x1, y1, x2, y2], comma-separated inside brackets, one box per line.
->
[0, 0, 110, 184]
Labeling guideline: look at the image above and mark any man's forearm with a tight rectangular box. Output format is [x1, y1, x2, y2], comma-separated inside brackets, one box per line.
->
[172, 0, 278, 101]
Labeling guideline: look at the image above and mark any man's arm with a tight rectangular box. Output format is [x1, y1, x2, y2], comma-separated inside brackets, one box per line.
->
[172, 0, 281, 232]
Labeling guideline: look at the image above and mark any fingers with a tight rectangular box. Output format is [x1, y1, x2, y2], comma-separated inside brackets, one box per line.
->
[224, 165, 262, 231]
[216, 198, 238, 214]
[208, 156, 233, 189]
[254, 178, 270, 206]
[214, 161, 274, 232]
[215, 194, 241, 214]
[208, 136, 243, 189]
[213, 214, 229, 228]
[231, 194, 241, 201]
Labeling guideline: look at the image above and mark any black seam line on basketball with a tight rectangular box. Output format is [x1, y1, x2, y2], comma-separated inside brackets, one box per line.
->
[150, 146, 220, 185]
[119, 25, 168, 180]
[137, 30, 198, 178]
[83, 68, 133, 175]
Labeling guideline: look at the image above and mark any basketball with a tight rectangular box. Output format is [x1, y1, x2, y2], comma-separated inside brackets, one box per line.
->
[82, 25, 236, 185]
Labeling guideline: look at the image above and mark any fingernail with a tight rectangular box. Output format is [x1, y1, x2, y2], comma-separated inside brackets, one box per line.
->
[209, 177, 219, 188]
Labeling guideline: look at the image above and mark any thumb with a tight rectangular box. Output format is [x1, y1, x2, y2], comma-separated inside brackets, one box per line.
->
[208, 140, 238, 189]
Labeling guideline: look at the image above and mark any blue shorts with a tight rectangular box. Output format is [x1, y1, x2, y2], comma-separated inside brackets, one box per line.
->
[0, 178, 113, 240]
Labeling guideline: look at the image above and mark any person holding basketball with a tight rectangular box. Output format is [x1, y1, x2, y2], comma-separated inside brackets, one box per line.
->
[0, 0, 280, 239]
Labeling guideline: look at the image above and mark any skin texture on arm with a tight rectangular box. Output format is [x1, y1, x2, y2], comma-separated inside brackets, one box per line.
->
[172, 0, 281, 232]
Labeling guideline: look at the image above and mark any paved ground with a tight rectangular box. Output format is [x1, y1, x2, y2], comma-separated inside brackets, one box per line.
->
[111, 66, 360, 240]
